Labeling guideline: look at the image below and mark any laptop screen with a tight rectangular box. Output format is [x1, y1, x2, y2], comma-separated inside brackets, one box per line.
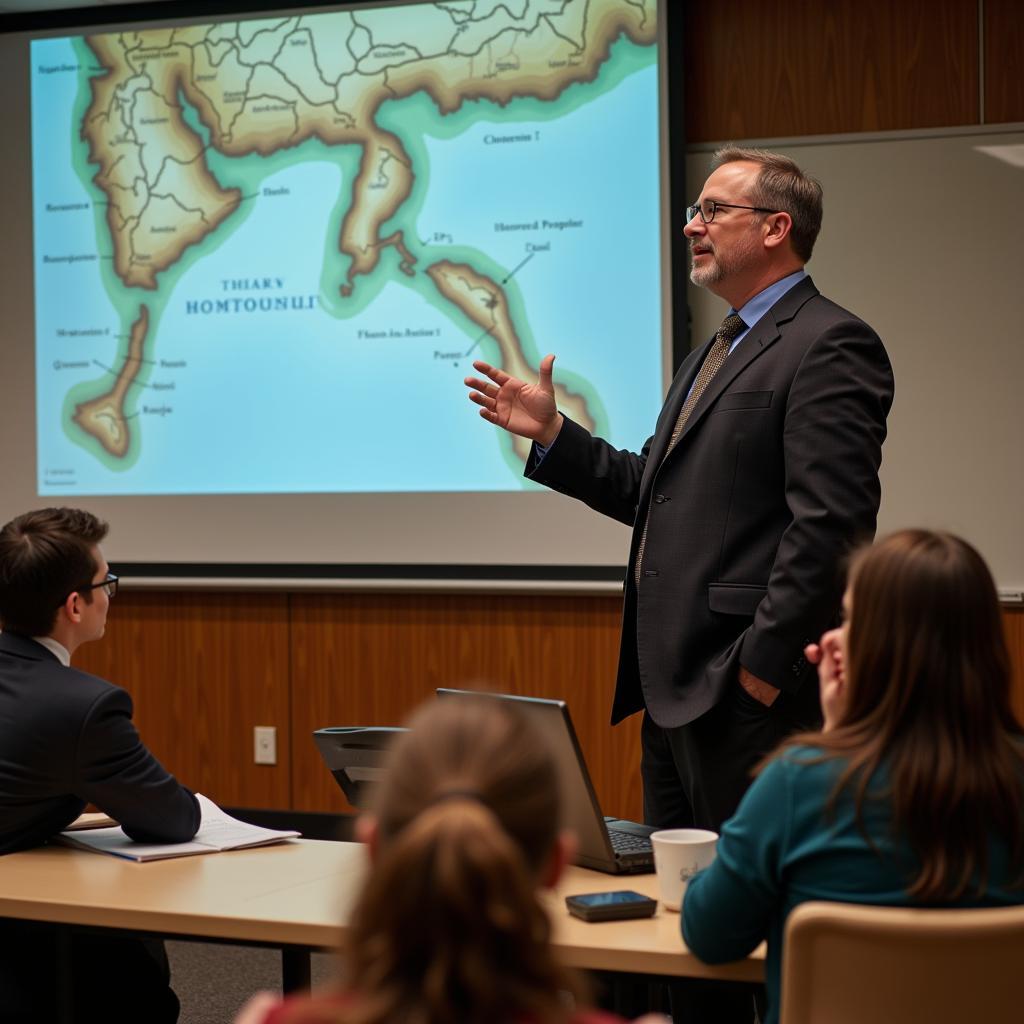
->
[436, 689, 614, 865]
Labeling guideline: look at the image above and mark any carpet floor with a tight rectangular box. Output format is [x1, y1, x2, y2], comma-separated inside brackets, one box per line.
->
[168, 940, 338, 1024]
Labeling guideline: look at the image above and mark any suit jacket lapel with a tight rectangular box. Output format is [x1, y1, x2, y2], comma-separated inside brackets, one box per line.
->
[668, 276, 820, 449]
[643, 338, 714, 473]
[670, 316, 781, 443]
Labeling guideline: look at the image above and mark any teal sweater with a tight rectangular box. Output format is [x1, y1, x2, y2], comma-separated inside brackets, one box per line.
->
[681, 746, 1024, 1024]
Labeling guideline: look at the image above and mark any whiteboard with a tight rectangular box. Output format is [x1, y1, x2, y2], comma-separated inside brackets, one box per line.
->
[686, 127, 1024, 592]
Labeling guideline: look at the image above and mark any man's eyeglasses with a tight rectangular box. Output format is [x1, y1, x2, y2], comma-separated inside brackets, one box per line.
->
[686, 199, 778, 224]
[76, 573, 119, 599]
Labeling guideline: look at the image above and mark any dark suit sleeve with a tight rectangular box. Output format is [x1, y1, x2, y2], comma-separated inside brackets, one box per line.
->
[74, 687, 201, 843]
[740, 317, 894, 690]
[526, 414, 651, 527]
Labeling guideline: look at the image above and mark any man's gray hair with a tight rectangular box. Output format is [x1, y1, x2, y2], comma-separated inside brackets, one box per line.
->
[711, 146, 823, 262]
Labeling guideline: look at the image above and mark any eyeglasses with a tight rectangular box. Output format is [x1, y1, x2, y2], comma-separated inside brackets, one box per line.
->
[76, 573, 119, 599]
[686, 199, 778, 224]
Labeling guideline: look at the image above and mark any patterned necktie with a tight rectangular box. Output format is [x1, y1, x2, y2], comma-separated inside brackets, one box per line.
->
[634, 312, 746, 587]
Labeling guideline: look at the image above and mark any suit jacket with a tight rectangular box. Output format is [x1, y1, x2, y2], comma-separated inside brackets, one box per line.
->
[529, 276, 894, 728]
[0, 631, 200, 855]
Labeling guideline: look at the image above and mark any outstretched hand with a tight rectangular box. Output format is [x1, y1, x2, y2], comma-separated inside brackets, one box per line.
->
[464, 354, 564, 446]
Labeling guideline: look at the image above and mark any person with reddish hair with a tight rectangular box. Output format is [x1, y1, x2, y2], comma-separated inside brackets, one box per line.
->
[237, 697, 652, 1024]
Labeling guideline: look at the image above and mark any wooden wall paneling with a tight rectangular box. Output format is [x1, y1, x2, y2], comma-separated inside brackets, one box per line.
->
[289, 592, 644, 822]
[683, 0, 979, 142]
[985, 0, 1024, 124]
[71, 594, 1024, 821]
[74, 591, 291, 809]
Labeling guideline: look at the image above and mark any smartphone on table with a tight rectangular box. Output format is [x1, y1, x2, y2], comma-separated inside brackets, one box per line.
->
[565, 890, 658, 922]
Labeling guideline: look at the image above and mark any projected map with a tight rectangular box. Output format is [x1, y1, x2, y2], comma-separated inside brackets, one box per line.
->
[32, 0, 662, 495]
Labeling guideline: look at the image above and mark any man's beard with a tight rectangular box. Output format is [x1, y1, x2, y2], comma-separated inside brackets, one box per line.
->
[689, 235, 759, 289]
[689, 248, 724, 288]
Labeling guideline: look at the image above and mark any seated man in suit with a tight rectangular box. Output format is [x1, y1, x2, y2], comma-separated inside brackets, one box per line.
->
[0, 506, 201, 1023]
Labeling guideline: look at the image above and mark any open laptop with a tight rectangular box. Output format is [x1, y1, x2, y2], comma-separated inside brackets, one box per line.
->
[437, 689, 654, 875]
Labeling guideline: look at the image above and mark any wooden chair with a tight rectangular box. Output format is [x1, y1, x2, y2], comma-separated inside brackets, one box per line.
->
[780, 900, 1024, 1024]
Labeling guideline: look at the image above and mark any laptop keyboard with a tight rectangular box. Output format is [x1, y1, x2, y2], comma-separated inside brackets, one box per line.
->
[607, 828, 653, 855]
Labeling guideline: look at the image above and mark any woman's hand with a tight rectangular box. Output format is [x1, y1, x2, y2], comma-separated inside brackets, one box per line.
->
[805, 627, 847, 731]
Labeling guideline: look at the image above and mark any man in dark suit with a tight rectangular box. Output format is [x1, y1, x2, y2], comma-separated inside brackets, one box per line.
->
[465, 147, 894, 832]
[0, 507, 201, 1023]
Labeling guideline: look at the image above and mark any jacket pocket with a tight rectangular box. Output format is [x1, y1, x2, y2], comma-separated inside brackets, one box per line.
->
[715, 390, 773, 412]
[708, 583, 767, 616]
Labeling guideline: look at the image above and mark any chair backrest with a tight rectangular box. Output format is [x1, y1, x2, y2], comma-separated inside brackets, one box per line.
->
[780, 900, 1024, 1024]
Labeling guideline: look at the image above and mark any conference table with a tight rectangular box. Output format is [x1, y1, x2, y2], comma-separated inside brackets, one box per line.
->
[0, 838, 763, 1004]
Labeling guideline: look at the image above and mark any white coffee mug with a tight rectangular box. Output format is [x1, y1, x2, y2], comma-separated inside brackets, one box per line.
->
[650, 828, 718, 911]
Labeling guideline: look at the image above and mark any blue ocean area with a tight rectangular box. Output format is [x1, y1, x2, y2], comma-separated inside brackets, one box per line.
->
[407, 61, 663, 452]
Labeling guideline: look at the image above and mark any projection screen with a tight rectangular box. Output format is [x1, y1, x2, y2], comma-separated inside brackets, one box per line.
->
[0, 0, 684, 587]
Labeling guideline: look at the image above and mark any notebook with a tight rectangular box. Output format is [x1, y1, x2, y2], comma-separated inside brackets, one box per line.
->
[436, 689, 654, 875]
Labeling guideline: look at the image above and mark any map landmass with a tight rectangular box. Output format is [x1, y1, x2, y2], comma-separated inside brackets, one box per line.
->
[426, 258, 594, 464]
[72, 1, 656, 464]
[72, 303, 149, 457]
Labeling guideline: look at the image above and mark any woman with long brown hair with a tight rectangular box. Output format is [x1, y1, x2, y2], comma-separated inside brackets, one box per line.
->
[237, 697, 626, 1024]
[681, 529, 1024, 1024]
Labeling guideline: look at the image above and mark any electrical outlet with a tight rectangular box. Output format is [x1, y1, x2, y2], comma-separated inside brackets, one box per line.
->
[254, 726, 277, 765]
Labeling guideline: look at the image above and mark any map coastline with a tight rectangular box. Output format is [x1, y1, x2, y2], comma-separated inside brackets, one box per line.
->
[35, 3, 661, 492]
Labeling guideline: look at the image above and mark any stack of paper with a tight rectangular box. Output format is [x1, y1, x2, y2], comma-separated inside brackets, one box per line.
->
[58, 794, 300, 861]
